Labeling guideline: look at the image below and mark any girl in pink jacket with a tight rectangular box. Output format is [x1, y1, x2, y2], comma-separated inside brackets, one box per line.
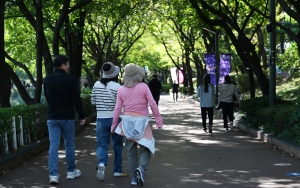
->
[111, 63, 163, 186]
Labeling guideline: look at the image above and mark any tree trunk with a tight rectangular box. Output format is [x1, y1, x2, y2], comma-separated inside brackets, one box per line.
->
[33, 0, 43, 104]
[8, 64, 34, 105]
[222, 23, 270, 96]
[257, 27, 268, 70]
[248, 69, 255, 98]
[0, 0, 11, 108]
[193, 54, 204, 87]
[66, 11, 86, 79]
[189, 0, 270, 96]
[185, 49, 194, 95]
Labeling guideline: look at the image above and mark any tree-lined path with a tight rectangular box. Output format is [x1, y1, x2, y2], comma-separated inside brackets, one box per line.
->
[0, 95, 300, 188]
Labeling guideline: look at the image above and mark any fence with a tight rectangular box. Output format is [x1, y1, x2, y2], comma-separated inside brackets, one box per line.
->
[0, 115, 47, 156]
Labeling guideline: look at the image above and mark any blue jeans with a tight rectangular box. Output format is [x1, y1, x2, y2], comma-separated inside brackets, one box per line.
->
[47, 120, 76, 176]
[96, 118, 123, 173]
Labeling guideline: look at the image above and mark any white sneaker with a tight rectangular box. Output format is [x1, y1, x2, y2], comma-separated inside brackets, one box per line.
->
[66, 169, 81, 179]
[49, 176, 59, 184]
[97, 163, 105, 180]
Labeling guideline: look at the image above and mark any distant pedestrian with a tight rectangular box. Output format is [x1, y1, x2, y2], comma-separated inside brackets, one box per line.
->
[111, 63, 163, 186]
[91, 62, 127, 181]
[148, 74, 162, 105]
[217, 75, 239, 132]
[172, 80, 179, 101]
[197, 74, 215, 133]
[43, 55, 85, 185]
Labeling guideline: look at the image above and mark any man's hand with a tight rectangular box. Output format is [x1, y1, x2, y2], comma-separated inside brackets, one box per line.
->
[80, 119, 86, 125]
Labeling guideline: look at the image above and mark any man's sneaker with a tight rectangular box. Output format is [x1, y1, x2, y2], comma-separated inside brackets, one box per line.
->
[114, 172, 128, 177]
[131, 177, 137, 186]
[66, 169, 81, 179]
[134, 166, 145, 186]
[203, 128, 207, 133]
[49, 176, 59, 184]
[97, 163, 105, 180]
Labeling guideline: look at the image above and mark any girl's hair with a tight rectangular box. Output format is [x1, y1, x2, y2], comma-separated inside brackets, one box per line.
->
[224, 75, 232, 84]
[100, 76, 118, 86]
[203, 74, 211, 93]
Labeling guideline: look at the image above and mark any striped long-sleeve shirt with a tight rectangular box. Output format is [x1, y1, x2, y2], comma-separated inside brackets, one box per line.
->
[91, 81, 121, 118]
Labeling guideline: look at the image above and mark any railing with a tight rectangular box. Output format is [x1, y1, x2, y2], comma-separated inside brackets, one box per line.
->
[1, 116, 34, 155]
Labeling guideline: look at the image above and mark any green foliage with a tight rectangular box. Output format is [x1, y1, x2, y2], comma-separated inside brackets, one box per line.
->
[81, 88, 92, 95]
[240, 96, 286, 117]
[0, 104, 46, 154]
[276, 81, 300, 101]
[179, 87, 189, 95]
[234, 73, 259, 93]
[81, 94, 96, 119]
[256, 104, 294, 134]
[277, 42, 300, 70]
[0, 94, 95, 155]
[10, 88, 46, 106]
[161, 84, 172, 93]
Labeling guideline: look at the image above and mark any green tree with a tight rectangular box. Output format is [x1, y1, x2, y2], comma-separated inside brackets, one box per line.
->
[189, 0, 270, 97]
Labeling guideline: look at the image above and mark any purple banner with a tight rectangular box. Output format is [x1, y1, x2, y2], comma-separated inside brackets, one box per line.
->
[219, 54, 231, 84]
[204, 54, 216, 86]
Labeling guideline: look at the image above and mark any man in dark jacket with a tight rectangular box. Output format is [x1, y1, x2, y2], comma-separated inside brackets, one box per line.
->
[148, 75, 162, 105]
[43, 55, 85, 185]
[172, 80, 179, 101]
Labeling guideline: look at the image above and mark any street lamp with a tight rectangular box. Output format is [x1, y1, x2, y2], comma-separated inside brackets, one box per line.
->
[203, 28, 219, 95]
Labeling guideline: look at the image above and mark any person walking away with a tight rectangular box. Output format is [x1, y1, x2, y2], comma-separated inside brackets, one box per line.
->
[148, 75, 162, 105]
[172, 80, 179, 101]
[217, 75, 239, 132]
[197, 74, 215, 133]
[43, 55, 85, 185]
[111, 63, 163, 186]
[91, 62, 127, 180]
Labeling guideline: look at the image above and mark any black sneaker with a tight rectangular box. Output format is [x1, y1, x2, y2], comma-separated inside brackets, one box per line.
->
[203, 128, 207, 132]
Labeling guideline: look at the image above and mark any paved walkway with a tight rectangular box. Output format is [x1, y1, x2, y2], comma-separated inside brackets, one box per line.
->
[0, 95, 300, 188]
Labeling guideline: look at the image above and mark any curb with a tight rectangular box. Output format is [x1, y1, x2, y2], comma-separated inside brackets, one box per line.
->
[0, 114, 96, 176]
[234, 120, 300, 158]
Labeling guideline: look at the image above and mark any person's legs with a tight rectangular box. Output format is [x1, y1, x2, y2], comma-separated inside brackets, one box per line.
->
[112, 133, 123, 173]
[61, 120, 76, 172]
[207, 107, 214, 132]
[95, 118, 111, 167]
[154, 97, 159, 105]
[173, 91, 175, 101]
[228, 102, 234, 122]
[201, 107, 207, 130]
[221, 102, 229, 129]
[139, 145, 150, 170]
[175, 91, 178, 101]
[47, 120, 61, 176]
[125, 139, 138, 178]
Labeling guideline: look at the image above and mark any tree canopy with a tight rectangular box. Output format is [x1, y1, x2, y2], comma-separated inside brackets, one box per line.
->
[1, 0, 300, 107]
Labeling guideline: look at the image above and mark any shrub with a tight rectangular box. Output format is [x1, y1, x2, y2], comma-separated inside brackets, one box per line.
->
[161, 84, 172, 93]
[179, 87, 189, 95]
[256, 104, 294, 135]
[240, 96, 286, 117]
[255, 104, 289, 125]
